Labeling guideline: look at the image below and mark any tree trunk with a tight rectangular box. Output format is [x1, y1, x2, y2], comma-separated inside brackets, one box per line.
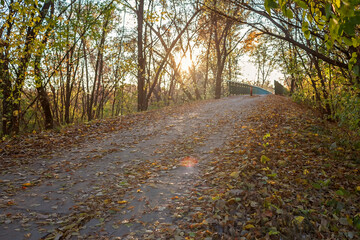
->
[213, 14, 232, 99]
[64, 47, 74, 124]
[34, 55, 54, 129]
[215, 61, 225, 99]
[137, 0, 147, 111]
[1, 58, 12, 135]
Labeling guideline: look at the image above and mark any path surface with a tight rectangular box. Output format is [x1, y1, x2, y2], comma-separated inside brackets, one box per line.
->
[0, 95, 265, 239]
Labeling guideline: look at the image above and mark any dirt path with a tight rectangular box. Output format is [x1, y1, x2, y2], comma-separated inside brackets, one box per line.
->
[0, 95, 265, 239]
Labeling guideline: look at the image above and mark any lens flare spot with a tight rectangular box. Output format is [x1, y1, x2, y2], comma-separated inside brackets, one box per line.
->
[180, 156, 198, 167]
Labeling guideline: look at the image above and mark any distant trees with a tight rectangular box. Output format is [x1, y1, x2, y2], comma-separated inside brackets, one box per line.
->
[248, 35, 277, 88]
[201, 1, 248, 99]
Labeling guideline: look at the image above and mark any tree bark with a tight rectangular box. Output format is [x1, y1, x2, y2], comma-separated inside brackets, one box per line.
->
[137, 0, 147, 111]
[34, 55, 54, 129]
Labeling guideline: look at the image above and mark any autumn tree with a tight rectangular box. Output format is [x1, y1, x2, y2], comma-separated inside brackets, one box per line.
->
[0, 0, 56, 135]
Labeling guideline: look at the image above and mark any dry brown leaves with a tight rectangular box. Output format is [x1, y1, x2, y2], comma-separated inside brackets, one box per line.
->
[177, 95, 360, 239]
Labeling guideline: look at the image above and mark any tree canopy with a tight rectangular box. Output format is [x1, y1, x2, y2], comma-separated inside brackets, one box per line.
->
[0, 0, 359, 136]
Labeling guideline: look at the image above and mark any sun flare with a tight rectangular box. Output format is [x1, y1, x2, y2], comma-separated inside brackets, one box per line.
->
[180, 156, 198, 167]
[176, 54, 193, 72]
[181, 55, 193, 71]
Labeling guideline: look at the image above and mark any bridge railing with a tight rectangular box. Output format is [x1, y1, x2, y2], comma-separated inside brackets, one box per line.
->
[274, 80, 288, 95]
[227, 81, 272, 95]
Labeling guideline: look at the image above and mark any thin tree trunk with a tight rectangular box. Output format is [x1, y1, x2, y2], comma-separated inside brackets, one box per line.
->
[137, 0, 147, 111]
[34, 55, 54, 129]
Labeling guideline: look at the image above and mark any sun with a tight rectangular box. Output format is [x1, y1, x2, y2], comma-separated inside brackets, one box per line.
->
[180, 54, 193, 71]
[175, 53, 193, 72]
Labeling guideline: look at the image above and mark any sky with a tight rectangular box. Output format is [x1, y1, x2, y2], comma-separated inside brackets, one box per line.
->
[237, 54, 284, 87]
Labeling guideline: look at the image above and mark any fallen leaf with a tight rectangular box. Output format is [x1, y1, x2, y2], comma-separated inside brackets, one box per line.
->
[244, 224, 255, 230]
[294, 216, 305, 224]
[260, 155, 270, 164]
[230, 171, 239, 178]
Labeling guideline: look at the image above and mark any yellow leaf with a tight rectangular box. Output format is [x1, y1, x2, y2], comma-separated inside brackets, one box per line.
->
[104, 199, 111, 204]
[278, 160, 286, 166]
[227, 198, 237, 205]
[212, 195, 220, 201]
[294, 216, 305, 224]
[241, 126, 247, 129]
[356, 186, 360, 192]
[22, 182, 32, 187]
[227, 184, 234, 189]
[335, 0, 340, 8]
[244, 224, 255, 230]
[117, 200, 127, 204]
[260, 155, 270, 164]
[303, 169, 309, 175]
[230, 171, 239, 178]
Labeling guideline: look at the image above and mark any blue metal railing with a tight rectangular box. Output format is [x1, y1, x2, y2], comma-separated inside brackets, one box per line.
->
[227, 81, 272, 95]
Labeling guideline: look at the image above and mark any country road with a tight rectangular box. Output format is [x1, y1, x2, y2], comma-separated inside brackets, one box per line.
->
[0, 95, 266, 239]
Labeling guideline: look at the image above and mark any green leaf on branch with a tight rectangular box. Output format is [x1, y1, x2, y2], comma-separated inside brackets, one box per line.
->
[325, 3, 332, 19]
[329, 18, 340, 37]
[285, 9, 293, 18]
[294, 0, 308, 9]
[301, 21, 309, 38]
[265, 0, 279, 15]
[353, 65, 359, 76]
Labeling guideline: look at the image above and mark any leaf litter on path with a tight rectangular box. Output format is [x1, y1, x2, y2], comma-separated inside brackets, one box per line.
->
[1, 95, 359, 239]
[173, 95, 360, 239]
